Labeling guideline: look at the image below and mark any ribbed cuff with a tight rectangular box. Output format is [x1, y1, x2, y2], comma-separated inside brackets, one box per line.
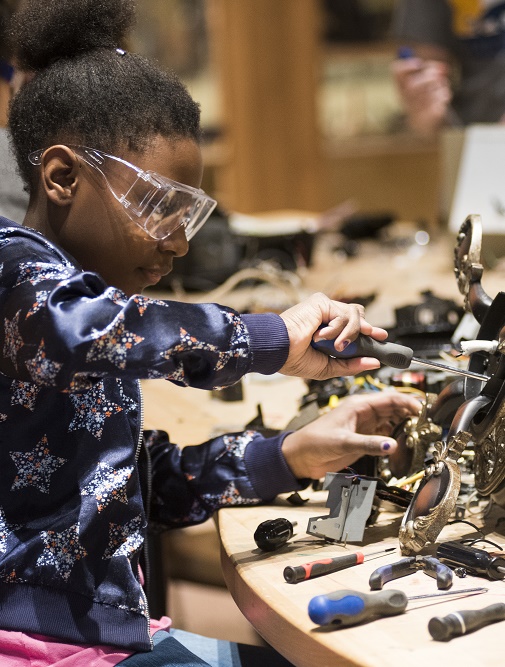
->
[244, 432, 310, 501]
[242, 313, 289, 375]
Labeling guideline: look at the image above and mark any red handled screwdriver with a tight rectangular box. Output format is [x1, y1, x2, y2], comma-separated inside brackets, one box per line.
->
[284, 547, 395, 584]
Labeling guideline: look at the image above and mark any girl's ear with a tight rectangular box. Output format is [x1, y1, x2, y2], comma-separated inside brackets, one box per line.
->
[40, 145, 80, 207]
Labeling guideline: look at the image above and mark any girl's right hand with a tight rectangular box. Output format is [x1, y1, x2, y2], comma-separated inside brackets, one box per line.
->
[278, 292, 387, 381]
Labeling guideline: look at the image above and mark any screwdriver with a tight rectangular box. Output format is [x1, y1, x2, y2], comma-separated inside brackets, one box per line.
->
[428, 602, 505, 641]
[436, 541, 505, 580]
[312, 334, 488, 381]
[283, 547, 395, 584]
[308, 587, 487, 627]
[254, 518, 297, 552]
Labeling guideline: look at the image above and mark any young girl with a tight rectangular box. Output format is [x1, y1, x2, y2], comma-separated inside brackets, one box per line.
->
[0, 1, 419, 665]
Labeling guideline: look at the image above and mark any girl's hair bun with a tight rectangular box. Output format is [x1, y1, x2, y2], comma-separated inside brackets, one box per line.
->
[12, 0, 136, 71]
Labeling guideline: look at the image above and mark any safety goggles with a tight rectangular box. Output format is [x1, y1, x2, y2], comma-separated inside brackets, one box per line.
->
[28, 145, 217, 241]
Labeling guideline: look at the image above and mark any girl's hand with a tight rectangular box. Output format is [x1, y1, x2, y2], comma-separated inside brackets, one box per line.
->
[281, 391, 421, 480]
[279, 292, 387, 381]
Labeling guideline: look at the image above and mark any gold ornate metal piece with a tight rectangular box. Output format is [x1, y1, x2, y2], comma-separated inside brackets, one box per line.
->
[394, 393, 442, 478]
[453, 214, 484, 312]
[399, 432, 470, 555]
[473, 413, 505, 497]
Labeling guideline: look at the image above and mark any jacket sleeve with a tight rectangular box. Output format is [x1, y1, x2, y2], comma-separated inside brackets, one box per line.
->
[145, 428, 310, 529]
[0, 232, 289, 390]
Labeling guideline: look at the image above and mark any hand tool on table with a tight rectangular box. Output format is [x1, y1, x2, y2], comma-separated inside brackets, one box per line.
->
[428, 602, 505, 641]
[369, 555, 453, 590]
[254, 518, 297, 552]
[283, 546, 395, 584]
[308, 587, 487, 627]
[312, 334, 488, 381]
[436, 541, 505, 581]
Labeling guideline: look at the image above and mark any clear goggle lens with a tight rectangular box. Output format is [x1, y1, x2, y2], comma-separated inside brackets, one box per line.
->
[29, 146, 217, 241]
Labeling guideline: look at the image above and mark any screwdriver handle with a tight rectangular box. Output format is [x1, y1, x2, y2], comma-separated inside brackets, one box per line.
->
[428, 603, 505, 641]
[311, 334, 413, 370]
[253, 518, 296, 552]
[308, 589, 408, 627]
[437, 541, 505, 581]
[284, 553, 361, 584]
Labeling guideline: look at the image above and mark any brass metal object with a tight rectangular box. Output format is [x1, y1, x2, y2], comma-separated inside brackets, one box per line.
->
[472, 407, 505, 497]
[400, 393, 443, 478]
[399, 432, 470, 555]
[453, 214, 484, 312]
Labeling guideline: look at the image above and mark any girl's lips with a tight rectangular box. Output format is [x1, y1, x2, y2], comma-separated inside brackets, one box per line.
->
[141, 269, 164, 285]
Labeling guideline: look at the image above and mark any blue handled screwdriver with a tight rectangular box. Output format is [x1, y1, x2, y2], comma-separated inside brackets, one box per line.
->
[311, 334, 488, 381]
[308, 587, 487, 627]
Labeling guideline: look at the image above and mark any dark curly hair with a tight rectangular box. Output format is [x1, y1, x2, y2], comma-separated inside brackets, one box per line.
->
[0, 0, 18, 61]
[8, 0, 202, 189]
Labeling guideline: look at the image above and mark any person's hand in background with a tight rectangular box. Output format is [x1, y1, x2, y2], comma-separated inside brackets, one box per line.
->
[392, 55, 452, 136]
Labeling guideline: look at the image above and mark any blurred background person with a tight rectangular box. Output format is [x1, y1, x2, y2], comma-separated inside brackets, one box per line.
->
[391, 0, 505, 137]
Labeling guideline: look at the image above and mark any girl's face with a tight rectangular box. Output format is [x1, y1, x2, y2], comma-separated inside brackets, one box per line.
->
[56, 135, 204, 296]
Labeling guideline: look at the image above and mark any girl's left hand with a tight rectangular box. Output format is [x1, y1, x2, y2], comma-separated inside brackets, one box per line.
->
[281, 391, 421, 480]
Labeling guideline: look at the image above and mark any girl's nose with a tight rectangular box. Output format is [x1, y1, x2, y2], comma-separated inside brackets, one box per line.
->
[157, 224, 189, 257]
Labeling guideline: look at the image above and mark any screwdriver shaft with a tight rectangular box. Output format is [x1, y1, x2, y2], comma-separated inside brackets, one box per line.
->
[411, 357, 488, 381]
[407, 587, 487, 601]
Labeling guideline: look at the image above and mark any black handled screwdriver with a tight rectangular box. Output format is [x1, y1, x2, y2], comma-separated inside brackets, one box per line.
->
[429, 602, 505, 641]
[284, 547, 395, 584]
[312, 334, 488, 381]
[437, 541, 505, 580]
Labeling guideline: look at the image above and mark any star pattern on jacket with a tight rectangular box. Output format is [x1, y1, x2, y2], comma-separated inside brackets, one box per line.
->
[81, 461, 133, 512]
[201, 481, 261, 511]
[132, 295, 169, 317]
[117, 379, 137, 414]
[26, 290, 49, 318]
[160, 327, 220, 385]
[37, 523, 87, 580]
[11, 380, 40, 412]
[103, 515, 144, 559]
[25, 339, 63, 386]
[3, 310, 23, 368]
[214, 311, 250, 371]
[69, 382, 122, 440]
[97, 287, 128, 306]
[219, 431, 257, 460]
[0, 507, 19, 554]
[15, 262, 73, 287]
[10, 435, 67, 494]
[86, 313, 144, 369]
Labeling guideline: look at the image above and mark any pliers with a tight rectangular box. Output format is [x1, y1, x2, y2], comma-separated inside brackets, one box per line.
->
[369, 555, 453, 591]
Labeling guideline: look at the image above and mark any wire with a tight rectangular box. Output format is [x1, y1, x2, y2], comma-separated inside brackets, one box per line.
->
[461, 538, 504, 550]
[446, 519, 484, 536]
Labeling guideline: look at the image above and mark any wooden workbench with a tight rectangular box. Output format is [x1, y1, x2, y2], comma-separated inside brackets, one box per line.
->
[217, 493, 505, 667]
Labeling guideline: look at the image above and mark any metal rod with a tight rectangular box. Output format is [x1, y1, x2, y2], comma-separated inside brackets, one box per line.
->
[411, 357, 488, 381]
[408, 587, 488, 601]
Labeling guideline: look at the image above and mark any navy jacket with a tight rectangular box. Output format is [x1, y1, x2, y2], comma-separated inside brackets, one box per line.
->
[0, 218, 305, 651]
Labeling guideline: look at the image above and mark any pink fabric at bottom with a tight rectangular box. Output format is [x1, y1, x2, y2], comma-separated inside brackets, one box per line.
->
[0, 617, 171, 667]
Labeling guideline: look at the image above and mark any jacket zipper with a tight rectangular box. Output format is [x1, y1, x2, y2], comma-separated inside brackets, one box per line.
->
[136, 380, 153, 649]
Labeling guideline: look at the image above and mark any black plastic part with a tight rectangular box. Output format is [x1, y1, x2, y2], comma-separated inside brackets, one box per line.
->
[254, 518, 295, 552]
[437, 541, 505, 581]
[429, 603, 505, 641]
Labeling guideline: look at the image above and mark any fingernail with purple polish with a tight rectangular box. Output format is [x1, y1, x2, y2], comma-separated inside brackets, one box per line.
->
[341, 340, 350, 349]
[381, 442, 391, 451]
